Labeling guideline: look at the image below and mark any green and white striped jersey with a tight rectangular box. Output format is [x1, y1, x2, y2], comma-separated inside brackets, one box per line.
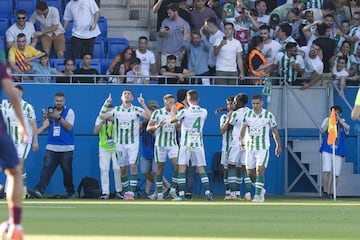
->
[307, 0, 323, 9]
[0, 99, 35, 144]
[150, 107, 177, 147]
[176, 105, 207, 148]
[349, 26, 360, 53]
[229, 106, 249, 142]
[243, 108, 277, 151]
[220, 114, 231, 152]
[276, 52, 304, 83]
[111, 104, 144, 145]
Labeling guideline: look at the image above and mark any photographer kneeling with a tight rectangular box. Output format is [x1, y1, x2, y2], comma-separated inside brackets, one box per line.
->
[28, 92, 76, 199]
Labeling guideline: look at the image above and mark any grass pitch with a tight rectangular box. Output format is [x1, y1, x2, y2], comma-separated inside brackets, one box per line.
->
[1, 196, 360, 239]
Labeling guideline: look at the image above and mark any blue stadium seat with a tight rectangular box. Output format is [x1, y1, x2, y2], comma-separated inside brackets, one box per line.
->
[100, 58, 113, 75]
[0, 18, 9, 37]
[106, 38, 129, 59]
[45, 0, 64, 16]
[93, 39, 105, 59]
[51, 58, 65, 71]
[0, 0, 14, 18]
[97, 16, 108, 39]
[15, 0, 36, 15]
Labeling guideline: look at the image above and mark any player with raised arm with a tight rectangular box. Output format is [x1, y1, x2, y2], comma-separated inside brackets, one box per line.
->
[170, 89, 212, 201]
[99, 90, 151, 200]
[146, 94, 179, 200]
[240, 94, 281, 203]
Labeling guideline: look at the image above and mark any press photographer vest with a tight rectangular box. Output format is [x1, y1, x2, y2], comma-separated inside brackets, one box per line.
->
[47, 107, 74, 146]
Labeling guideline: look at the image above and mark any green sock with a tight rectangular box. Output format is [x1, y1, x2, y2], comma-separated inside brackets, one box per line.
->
[255, 175, 264, 196]
[130, 174, 138, 193]
[242, 171, 252, 192]
[171, 171, 178, 189]
[200, 172, 210, 191]
[223, 171, 229, 192]
[156, 174, 163, 194]
[178, 172, 186, 193]
[228, 167, 237, 192]
[121, 176, 129, 192]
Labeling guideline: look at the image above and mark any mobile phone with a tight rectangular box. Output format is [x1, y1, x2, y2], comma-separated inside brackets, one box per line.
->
[164, 26, 169, 30]
[223, 37, 226, 40]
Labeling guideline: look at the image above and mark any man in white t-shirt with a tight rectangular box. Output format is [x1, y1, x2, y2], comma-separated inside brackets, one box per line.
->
[255, 0, 270, 26]
[136, 36, 156, 83]
[63, 0, 101, 59]
[214, 22, 244, 85]
[259, 25, 281, 71]
[6, 9, 36, 49]
[332, 56, 349, 97]
[205, 17, 224, 76]
[299, 42, 324, 89]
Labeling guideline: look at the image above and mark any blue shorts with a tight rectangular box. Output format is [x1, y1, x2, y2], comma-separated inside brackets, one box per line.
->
[0, 134, 19, 171]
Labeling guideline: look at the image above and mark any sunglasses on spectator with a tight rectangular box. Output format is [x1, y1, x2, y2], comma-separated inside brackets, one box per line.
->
[17, 17, 26, 20]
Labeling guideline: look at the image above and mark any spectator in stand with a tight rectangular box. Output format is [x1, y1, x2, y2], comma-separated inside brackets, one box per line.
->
[153, 0, 190, 32]
[233, 9, 260, 54]
[206, 0, 223, 20]
[278, 22, 297, 51]
[125, 58, 148, 84]
[306, 0, 324, 9]
[159, 55, 194, 84]
[6, 10, 37, 49]
[204, 17, 224, 76]
[63, 0, 101, 59]
[182, 28, 211, 85]
[313, 22, 337, 74]
[247, 36, 274, 84]
[223, 0, 243, 24]
[304, 9, 315, 24]
[214, 22, 245, 85]
[30, 1, 65, 59]
[255, 0, 270, 26]
[337, 0, 360, 22]
[299, 42, 324, 89]
[32, 52, 62, 83]
[8, 33, 45, 76]
[159, 3, 191, 67]
[339, 11, 360, 54]
[306, 1, 337, 23]
[287, 8, 303, 41]
[275, 42, 305, 85]
[349, 44, 360, 76]
[56, 58, 75, 83]
[270, 0, 307, 22]
[108, 47, 136, 77]
[136, 36, 156, 83]
[336, 40, 352, 69]
[334, 20, 350, 51]
[73, 54, 102, 83]
[190, 0, 218, 32]
[260, 25, 281, 68]
[331, 56, 349, 96]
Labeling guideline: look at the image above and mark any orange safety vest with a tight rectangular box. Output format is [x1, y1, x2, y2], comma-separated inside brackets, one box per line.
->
[248, 49, 267, 77]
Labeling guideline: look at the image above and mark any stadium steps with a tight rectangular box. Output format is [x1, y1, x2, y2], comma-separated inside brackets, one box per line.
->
[292, 140, 360, 196]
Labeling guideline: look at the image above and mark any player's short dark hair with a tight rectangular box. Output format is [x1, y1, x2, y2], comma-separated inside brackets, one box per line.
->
[187, 89, 199, 102]
[16, 9, 26, 15]
[285, 42, 297, 51]
[15, 85, 23, 92]
[205, 17, 217, 26]
[235, 93, 248, 105]
[252, 94, 263, 101]
[177, 89, 187, 102]
[122, 89, 133, 95]
[55, 92, 65, 97]
[164, 94, 175, 101]
[224, 22, 234, 29]
[331, 105, 342, 114]
[36, 1, 48, 11]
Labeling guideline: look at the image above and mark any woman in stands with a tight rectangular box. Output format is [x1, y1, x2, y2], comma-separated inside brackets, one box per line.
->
[107, 46, 136, 76]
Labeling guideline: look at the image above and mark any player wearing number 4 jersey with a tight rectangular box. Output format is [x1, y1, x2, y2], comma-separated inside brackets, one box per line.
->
[99, 89, 152, 200]
[240, 94, 281, 203]
[170, 89, 212, 201]
[147, 94, 179, 200]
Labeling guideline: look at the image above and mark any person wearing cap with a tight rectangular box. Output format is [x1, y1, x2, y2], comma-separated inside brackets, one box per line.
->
[319, 105, 349, 199]
[94, 103, 122, 200]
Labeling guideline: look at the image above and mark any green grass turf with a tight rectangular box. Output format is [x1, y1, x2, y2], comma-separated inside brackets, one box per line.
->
[1, 196, 360, 239]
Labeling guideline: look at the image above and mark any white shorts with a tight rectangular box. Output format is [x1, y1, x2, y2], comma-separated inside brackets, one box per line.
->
[322, 152, 343, 176]
[220, 149, 228, 169]
[115, 143, 139, 167]
[16, 143, 31, 160]
[245, 149, 269, 169]
[154, 145, 178, 163]
[228, 142, 245, 166]
[178, 145, 206, 167]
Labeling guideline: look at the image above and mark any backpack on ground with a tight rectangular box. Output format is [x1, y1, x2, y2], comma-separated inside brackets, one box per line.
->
[77, 176, 101, 199]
